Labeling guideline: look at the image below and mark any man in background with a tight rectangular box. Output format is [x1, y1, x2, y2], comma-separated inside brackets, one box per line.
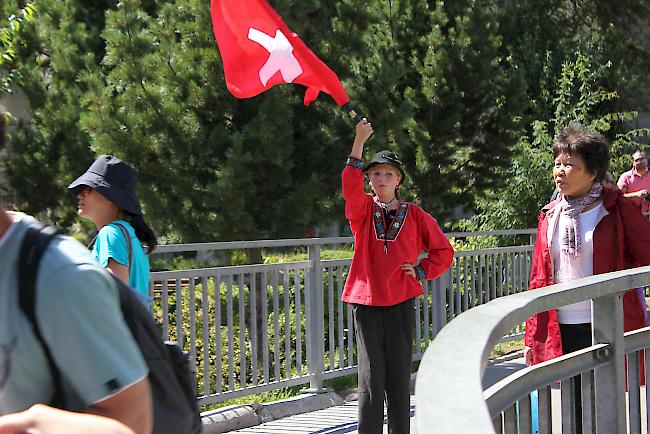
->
[618, 150, 650, 215]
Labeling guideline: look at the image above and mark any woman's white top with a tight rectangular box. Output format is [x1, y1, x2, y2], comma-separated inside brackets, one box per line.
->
[552, 203, 605, 324]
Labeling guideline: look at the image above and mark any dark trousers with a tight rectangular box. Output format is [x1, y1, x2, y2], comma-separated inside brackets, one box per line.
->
[559, 323, 592, 434]
[354, 299, 414, 434]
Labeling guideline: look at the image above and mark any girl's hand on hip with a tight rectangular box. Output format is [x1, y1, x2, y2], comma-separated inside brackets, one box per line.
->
[523, 346, 533, 366]
[401, 263, 416, 278]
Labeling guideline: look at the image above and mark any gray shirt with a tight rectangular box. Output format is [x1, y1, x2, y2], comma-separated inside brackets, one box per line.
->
[0, 213, 148, 413]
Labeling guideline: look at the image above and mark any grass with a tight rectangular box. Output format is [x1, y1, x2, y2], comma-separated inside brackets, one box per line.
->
[151, 247, 354, 272]
[200, 374, 359, 412]
[201, 386, 303, 412]
[490, 338, 524, 359]
[262, 248, 354, 264]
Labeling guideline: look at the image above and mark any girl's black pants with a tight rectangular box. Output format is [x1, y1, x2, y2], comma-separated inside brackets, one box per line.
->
[353, 298, 414, 434]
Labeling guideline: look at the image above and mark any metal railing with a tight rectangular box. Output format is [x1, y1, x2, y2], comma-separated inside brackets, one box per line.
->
[415, 265, 650, 434]
[148, 229, 536, 406]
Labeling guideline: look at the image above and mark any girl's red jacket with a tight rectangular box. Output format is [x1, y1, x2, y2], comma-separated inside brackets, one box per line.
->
[341, 164, 454, 306]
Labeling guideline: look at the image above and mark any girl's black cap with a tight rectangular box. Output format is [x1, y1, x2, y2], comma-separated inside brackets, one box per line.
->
[363, 150, 406, 180]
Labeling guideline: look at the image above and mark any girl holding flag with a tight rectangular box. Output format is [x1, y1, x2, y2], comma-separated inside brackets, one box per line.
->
[342, 119, 454, 433]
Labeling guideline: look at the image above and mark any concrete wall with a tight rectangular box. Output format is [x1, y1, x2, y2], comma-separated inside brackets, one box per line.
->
[0, 86, 31, 122]
[0, 86, 32, 205]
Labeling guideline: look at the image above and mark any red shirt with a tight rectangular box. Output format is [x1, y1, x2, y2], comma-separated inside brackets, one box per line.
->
[525, 187, 650, 364]
[341, 165, 454, 306]
[617, 168, 650, 213]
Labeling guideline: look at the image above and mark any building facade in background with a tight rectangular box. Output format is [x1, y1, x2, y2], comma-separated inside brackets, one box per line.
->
[0, 87, 31, 208]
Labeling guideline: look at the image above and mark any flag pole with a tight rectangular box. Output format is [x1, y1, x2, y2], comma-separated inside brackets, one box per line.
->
[342, 103, 365, 125]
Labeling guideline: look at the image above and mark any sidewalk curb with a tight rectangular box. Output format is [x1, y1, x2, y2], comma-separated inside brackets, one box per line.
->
[201, 404, 260, 433]
[488, 349, 524, 366]
[201, 391, 344, 433]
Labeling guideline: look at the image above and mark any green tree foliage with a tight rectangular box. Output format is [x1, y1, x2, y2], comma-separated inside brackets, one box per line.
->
[2, 0, 532, 238]
[2, 0, 650, 239]
[498, 0, 650, 126]
[342, 0, 527, 217]
[461, 51, 649, 234]
[0, 2, 35, 95]
[79, 0, 372, 242]
[1, 0, 115, 224]
[454, 0, 650, 236]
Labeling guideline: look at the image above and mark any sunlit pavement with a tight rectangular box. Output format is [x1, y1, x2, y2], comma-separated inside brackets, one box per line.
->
[230, 356, 523, 434]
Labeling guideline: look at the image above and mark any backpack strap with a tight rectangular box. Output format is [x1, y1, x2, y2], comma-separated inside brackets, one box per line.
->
[112, 222, 132, 271]
[86, 232, 98, 251]
[18, 223, 66, 408]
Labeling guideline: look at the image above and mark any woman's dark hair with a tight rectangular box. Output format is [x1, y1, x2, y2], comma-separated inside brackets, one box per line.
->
[125, 213, 158, 254]
[552, 122, 610, 182]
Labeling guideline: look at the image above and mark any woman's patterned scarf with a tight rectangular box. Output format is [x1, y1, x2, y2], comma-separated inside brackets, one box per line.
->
[556, 182, 602, 282]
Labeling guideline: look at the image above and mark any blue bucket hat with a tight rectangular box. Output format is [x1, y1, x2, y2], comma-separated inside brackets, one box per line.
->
[68, 155, 143, 216]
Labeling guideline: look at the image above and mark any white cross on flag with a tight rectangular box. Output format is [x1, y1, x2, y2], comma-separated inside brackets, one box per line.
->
[210, 0, 350, 106]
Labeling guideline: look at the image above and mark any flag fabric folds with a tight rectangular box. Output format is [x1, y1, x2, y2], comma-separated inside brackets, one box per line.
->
[210, 0, 350, 106]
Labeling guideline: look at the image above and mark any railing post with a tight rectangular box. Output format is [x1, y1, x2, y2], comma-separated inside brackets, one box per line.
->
[592, 293, 625, 434]
[303, 244, 327, 393]
[435, 270, 451, 335]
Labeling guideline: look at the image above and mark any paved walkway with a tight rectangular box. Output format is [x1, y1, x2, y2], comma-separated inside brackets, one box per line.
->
[233, 397, 416, 434]
[229, 355, 524, 434]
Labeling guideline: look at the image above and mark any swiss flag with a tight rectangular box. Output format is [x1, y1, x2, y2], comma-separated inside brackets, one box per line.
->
[210, 0, 351, 107]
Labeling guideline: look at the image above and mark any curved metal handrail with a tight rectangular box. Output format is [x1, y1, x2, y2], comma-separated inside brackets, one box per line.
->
[484, 344, 610, 415]
[415, 266, 650, 434]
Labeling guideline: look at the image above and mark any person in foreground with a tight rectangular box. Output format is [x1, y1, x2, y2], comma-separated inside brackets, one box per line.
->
[342, 119, 454, 434]
[523, 123, 650, 433]
[0, 205, 153, 434]
[0, 404, 135, 434]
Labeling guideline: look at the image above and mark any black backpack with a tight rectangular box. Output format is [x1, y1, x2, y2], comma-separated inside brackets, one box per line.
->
[18, 223, 203, 434]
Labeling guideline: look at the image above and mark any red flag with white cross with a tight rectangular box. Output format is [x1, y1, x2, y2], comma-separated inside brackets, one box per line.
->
[210, 0, 351, 107]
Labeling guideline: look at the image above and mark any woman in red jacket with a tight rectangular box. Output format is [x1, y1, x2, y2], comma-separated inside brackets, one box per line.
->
[343, 119, 454, 434]
[524, 123, 650, 433]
